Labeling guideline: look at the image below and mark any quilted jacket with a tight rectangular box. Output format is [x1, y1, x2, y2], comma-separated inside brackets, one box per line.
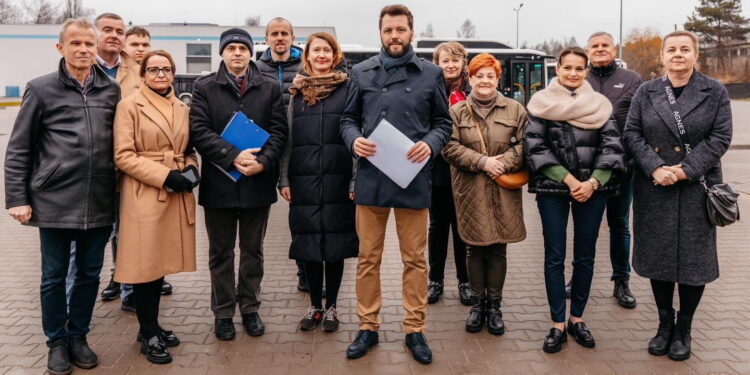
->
[441, 94, 527, 246]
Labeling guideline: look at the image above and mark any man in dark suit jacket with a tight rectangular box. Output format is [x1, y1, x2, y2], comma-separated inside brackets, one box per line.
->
[189, 28, 287, 341]
[340, 5, 451, 365]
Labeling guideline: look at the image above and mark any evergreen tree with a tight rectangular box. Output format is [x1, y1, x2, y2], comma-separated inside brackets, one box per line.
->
[685, 0, 750, 72]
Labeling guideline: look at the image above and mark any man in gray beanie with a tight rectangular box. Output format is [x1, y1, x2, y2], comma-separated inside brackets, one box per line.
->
[189, 27, 287, 341]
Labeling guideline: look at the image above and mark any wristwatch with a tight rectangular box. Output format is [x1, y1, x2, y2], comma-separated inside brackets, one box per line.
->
[587, 177, 600, 191]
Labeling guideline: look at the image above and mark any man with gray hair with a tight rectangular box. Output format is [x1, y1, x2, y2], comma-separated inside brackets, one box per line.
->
[5, 18, 120, 374]
[578, 31, 642, 309]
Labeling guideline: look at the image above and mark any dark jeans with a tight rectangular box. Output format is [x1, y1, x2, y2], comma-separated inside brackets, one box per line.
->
[428, 184, 468, 284]
[134, 277, 164, 339]
[466, 244, 507, 302]
[304, 260, 344, 309]
[606, 181, 632, 280]
[39, 226, 110, 346]
[205, 206, 269, 318]
[537, 194, 607, 323]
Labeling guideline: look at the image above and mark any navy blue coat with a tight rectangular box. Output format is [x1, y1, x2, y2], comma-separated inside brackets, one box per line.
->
[340, 54, 452, 209]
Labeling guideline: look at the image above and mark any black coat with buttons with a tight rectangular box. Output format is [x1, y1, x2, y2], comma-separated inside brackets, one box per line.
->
[189, 61, 288, 208]
[340, 54, 452, 209]
[623, 71, 732, 285]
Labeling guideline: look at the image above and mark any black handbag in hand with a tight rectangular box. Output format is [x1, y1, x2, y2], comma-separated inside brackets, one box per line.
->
[701, 179, 740, 227]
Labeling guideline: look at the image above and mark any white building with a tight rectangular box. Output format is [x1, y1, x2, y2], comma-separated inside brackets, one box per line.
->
[0, 23, 335, 97]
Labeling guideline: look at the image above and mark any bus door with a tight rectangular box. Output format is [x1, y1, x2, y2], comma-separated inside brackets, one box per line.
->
[510, 60, 545, 105]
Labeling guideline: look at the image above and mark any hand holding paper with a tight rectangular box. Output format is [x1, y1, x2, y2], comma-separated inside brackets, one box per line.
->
[407, 141, 432, 163]
[365, 119, 429, 189]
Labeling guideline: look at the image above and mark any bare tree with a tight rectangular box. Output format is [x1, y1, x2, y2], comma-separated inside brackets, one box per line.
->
[0, 0, 22, 23]
[419, 22, 434, 38]
[456, 19, 477, 38]
[244, 15, 260, 27]
[23, 0, 59, 24]
[57, 0, 93, 22]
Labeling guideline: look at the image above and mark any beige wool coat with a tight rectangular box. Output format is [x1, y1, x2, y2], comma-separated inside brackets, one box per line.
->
[116, 52, 142, 99]
[113, 85, 197, 284]
[442, 94, 527, 246]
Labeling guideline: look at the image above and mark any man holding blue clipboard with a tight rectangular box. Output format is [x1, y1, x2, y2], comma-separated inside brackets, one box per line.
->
[189, 28, 287, 342]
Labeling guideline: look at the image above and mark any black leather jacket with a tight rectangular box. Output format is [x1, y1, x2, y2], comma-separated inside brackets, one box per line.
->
[524, 114, 626, 195]
[4, 59, 121, 228]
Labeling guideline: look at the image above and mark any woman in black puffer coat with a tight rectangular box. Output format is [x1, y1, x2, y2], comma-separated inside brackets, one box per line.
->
[524, 47, 625, 354]
[278, 33, 357, 333]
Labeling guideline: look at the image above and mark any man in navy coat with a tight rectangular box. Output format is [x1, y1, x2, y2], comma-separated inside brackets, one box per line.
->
[340, 4, 451, 365]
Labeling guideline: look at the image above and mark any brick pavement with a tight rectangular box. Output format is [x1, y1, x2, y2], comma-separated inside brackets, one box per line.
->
[0, 105, 749, 374]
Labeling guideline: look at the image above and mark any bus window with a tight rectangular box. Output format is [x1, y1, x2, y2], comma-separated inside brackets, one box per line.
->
[511, 63, 526, 104]
[529, 63, 544, 98]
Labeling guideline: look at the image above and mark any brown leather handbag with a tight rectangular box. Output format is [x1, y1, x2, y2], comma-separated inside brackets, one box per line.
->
[473, 122, 529, 190]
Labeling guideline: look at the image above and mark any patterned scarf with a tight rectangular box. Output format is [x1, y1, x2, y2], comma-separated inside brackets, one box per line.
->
[289, 70, 348, 106]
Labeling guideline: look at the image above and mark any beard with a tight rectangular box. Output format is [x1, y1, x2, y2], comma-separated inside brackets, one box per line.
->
[381, 39, 411, 58]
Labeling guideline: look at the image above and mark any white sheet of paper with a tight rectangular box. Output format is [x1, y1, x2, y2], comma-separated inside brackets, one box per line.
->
[366, 119, 428, 189]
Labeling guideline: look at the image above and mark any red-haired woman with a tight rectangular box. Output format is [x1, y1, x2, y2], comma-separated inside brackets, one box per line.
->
[442, 53, 527, 335]
[278, 32, 357, 333]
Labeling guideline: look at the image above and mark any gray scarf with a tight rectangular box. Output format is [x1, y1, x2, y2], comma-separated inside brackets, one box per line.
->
[379, 45, 415, 72]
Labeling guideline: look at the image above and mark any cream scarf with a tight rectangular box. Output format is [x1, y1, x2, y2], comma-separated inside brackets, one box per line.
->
[526, 77, 612, 129]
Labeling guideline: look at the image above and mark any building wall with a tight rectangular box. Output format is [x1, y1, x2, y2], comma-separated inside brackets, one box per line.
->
[0, 24, 334, 96]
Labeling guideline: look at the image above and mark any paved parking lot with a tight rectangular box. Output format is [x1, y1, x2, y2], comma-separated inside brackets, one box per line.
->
[0, 104, 749, 374]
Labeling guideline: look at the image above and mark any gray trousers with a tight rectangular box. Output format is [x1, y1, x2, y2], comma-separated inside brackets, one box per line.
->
[204, 206, 269, 318]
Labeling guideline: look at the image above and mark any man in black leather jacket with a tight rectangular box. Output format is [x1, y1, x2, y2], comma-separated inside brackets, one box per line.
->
[4, 19, 120, 375]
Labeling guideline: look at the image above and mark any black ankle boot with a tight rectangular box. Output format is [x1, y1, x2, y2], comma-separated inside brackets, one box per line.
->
[487, 300, 505, 335]
[140, 335, 172, 364]
[648, 308, 675, 356]
[668, 311, 693, 361]
[465, 299, 485, 333]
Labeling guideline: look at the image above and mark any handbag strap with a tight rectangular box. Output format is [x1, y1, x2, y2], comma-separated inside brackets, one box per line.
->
[661, 76, 708, 190]
[473, 121, 488, 155]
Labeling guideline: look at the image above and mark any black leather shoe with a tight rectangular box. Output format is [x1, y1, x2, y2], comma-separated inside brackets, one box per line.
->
[214, 318, 236, 341]
[161, 280, 173, 296]
[121, 294, 136, 312]
[487, 300, 505, 336]
[346, 330, 379, 359]
[140, 335, 172, 364]
[648, 308, 675, 356]
[241, 312, 265, 336]
[465, 300, 486, 333]
[427, 280, 443, 304]
[458, 282, 474, 306]
[542, 327, 567, 353]
[668, 311, 693, 361]
[565, 280, 571, 299]
[567, 320, 596, 348]
[138, 327, 180, 348]
[47, 340, 72, 375]
[100, 277, 120, 301]
[613, 278, 636, 309]
[405, 332, 432, 364]
[69, 335, 98, 369]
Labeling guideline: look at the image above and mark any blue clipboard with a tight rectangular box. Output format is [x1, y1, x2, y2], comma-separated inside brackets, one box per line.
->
[212, 111, 270, 182]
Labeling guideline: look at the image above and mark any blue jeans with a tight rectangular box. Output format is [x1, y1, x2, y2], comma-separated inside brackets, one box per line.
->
[606, 181, 632, 280]
[39, 226, 109, 346]
[537, 194, 607, 323]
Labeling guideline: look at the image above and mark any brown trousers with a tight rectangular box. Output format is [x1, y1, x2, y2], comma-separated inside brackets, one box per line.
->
[355, 205, 428, 334]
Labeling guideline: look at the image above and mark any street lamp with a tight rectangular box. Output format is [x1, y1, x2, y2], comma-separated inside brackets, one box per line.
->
[619, 0, 623, 59]
[514, 3, 524, 48]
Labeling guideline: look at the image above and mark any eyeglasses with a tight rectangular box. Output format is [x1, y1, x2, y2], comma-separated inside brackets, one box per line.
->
[145, 67, 174, 76]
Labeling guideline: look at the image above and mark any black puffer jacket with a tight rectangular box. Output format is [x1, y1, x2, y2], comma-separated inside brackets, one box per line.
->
[524, 114, 626, 195]
[4, 59, 120, 229]
[255, 45, 302, 106]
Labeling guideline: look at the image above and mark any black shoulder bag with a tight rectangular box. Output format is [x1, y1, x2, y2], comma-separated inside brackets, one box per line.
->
[662, 77, 740, 227]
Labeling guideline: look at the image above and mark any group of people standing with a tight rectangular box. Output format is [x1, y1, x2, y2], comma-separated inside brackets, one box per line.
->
[4, 4, 732, 375]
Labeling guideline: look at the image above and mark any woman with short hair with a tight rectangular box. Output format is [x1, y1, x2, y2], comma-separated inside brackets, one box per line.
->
[427, 42, 472, 306]
[624, 30, 732, 361]
[442, 53, 527, 335]
[524, 47, 625, 353]
[114, 50, 197, 364]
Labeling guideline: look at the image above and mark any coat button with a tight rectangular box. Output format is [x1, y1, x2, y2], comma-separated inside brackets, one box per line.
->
[674, 146, 681, 152]
[221, 147, 227, 154]
[239, 104, 245, 109]
[382, 88, 388, 93]
[381, 110, 387, 116]
[654, 147, 660, 153]
[406, 88, 412, 92]
[404, 112, 410, 117]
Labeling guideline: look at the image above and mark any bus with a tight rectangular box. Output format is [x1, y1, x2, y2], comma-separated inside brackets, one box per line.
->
[174, 39, 554, 106]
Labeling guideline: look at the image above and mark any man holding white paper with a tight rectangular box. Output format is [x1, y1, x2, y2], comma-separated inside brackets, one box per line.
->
[340, 4, 451, 365]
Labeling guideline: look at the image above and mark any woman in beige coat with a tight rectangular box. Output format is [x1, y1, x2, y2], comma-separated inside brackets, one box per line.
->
[113, 50, 197, 365]
[442, 53, 527, 336]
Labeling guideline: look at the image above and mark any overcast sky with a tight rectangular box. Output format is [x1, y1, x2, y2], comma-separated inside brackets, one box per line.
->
[80, 0, 750, 47]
